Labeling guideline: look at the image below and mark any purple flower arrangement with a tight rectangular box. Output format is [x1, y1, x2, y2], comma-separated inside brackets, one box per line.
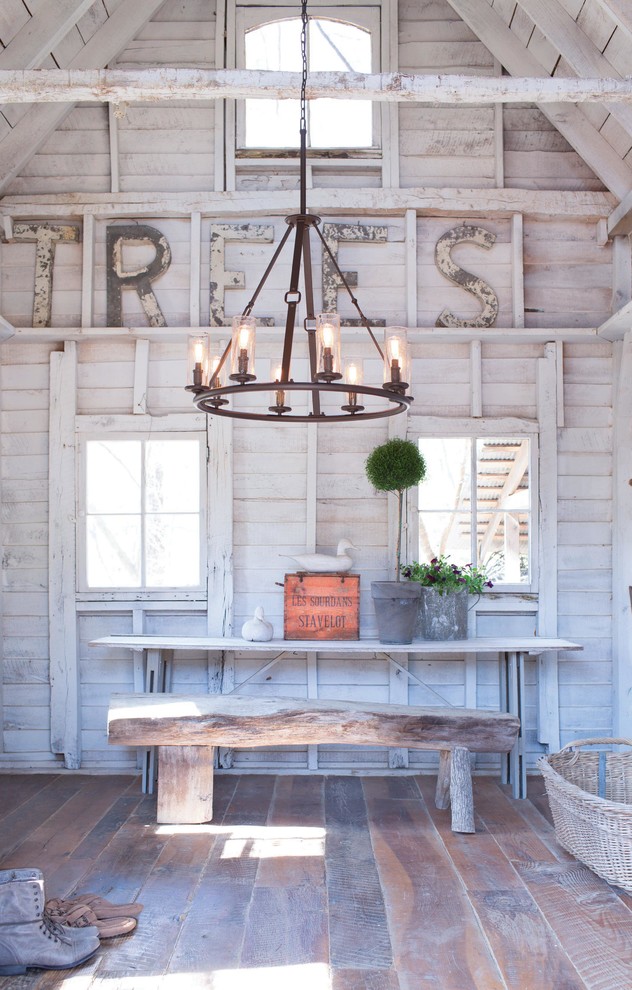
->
[401, 555, 493, 596]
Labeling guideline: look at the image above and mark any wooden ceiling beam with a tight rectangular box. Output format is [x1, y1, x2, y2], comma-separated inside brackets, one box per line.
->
[444, 0, 632, 199]
[0, 186, 615, 220]
[598, 298, 632, 339]
[515, 0, 632, 135]
[593, 0, 632, 42]
[0, 0, 168, 197]
[0, 0, 96, 70]
[2, 67, 632, 105]
[608, 187, 632, 236]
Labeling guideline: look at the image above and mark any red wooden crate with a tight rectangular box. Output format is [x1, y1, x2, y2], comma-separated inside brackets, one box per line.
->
[284, 573, 360, 640]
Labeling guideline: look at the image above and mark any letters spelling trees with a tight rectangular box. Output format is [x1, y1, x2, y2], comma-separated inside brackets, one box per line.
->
[9, 221, 499, 330]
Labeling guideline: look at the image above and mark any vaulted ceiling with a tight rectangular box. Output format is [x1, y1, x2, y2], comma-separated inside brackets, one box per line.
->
[1, 0, 632, 219]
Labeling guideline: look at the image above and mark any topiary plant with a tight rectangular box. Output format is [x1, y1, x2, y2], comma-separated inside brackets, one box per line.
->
[365, 437, 427, 581]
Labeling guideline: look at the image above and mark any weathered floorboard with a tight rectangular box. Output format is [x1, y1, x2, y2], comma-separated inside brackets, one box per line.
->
[0, 772, 630, 990]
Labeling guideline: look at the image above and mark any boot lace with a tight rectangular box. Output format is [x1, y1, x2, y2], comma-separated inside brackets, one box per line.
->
[40, 912, 71, 943]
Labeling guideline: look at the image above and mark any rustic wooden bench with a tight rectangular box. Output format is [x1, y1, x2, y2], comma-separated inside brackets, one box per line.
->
[107, 693, 520, 834]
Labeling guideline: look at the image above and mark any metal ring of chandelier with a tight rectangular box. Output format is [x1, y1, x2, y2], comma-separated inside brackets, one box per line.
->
[187, 379, 413, 423]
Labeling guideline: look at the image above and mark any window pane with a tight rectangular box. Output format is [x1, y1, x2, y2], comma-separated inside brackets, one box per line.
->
[419, 510, 472, 563]
[246, 98, 301, 148]
[418, 438, 471, 511]
[476, 438, 530, 583]
[86, 441, 140, 513]
[146, 514, 201, 587]
[309, 20, 371, 71]
[417, 435, 531, 584]
[477, 511, 530, 583]
[245, 19, 302, 147]
[246, 19, 302, 70]
[244, 17, 373, 149]
[476, 438, 530, 511]
[310, 99, 372, 148]
[86, 516, 141, 587]
[84, 437, 203, 591]
[145, 441, 200, 513]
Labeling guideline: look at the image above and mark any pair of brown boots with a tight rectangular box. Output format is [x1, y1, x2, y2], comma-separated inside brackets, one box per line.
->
[45, 893, 143, 939]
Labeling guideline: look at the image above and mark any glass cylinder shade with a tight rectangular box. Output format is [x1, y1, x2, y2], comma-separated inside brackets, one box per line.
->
[209, 349, 225, 389]
[342, 358, 364, 413]
[188, 334, 209, 388]
[315, 314, 342, 381]
[269, 364, 290, 414]
[384, 329, 410, 392]
[230, 315, 256, 382]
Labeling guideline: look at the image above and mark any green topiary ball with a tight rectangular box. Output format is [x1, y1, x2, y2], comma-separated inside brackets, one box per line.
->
[365, 438, 426, 493]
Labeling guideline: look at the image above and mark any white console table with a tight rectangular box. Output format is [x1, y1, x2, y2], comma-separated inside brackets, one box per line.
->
[91, 635, 582, 799]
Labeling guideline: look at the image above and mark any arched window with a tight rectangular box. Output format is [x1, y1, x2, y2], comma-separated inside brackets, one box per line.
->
[240, 13, 377, 150]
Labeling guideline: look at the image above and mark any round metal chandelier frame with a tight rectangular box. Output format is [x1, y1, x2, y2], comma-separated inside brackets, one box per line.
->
[186, 0, 413, 423]
[189, 380, 412, 423]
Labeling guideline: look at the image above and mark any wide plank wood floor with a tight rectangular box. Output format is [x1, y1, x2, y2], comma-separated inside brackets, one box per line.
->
[0, 772, 631, 989]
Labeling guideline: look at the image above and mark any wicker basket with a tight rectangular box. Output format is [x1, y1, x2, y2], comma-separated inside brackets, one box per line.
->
[538, 737, 632, 893]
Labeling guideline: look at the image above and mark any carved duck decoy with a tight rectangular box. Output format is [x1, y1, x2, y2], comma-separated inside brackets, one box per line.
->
[280, 538, 358, 574]
[241, 606, 274, 642]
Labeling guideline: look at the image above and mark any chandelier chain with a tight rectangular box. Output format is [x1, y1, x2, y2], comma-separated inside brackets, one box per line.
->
[300, 0, 308, 134]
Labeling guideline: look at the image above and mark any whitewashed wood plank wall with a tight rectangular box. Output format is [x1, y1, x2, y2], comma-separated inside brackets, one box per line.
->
[0, 0, 626, 774]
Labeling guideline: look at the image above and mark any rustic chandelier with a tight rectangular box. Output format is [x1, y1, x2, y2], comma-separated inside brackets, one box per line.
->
[186, 0, 413, 423]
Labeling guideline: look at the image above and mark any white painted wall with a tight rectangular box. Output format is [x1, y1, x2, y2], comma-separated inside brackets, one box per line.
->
[0, 0, 623, 775]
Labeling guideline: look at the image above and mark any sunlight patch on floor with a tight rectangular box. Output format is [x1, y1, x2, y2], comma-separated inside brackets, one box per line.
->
[101, 963, 333, 989]
[155, 823, 326, 858]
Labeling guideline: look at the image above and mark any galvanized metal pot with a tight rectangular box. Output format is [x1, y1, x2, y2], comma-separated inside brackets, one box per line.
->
[418, 587, 468, 641]
[371, 581, 421, 644]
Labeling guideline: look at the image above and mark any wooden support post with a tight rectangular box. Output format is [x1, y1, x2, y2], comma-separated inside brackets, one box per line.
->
[537, 344, 560, 752]
[405, 209, 417, 328]
[511, 213, 525, 328]
[133, 338, 149, 414]
[157, 745, 215, 824]
[435, 749, 452, 810]
[470, 339, 482, 417]
[81, 212, 94, 328]
[189, 211, 201, 326]
[49, 342, 80, 769]
[207, 415, 233, 637]
[612, 332, 632, 740]
[108, 102, 120, 194]
[450, 746, 475, 834]
[493, 58, 504, 188]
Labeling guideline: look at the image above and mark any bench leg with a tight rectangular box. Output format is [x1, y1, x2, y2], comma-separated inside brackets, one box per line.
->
[157, 745, 215, 824]
[435, 750, 452, 810]
[449, 746, 475, 834]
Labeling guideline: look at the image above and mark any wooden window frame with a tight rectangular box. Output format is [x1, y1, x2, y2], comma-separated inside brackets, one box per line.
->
[222, 0, 399, 190]
[408, 419, 539, 596]
[76, 431, 208, 602]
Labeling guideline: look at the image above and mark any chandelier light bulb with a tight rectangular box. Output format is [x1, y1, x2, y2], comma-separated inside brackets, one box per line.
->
[188, 334, 209, 388]
[230, 315, 257, 383]
[342, 358, 364, 414]
[384, 329, 410, 393]
[269, 365, 291, 415]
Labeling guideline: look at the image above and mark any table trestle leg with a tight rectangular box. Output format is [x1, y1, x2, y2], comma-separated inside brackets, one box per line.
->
[449, 746, 475, 834]
[157, 745, 215, 824]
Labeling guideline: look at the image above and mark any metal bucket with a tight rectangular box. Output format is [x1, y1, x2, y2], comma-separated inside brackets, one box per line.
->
[371, 581, 421, 645]
[418, 587, 468, 641]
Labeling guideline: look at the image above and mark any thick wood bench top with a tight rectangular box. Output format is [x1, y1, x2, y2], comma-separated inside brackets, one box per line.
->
[108, 694, 520, 833]
[108, 693, 519, 753]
